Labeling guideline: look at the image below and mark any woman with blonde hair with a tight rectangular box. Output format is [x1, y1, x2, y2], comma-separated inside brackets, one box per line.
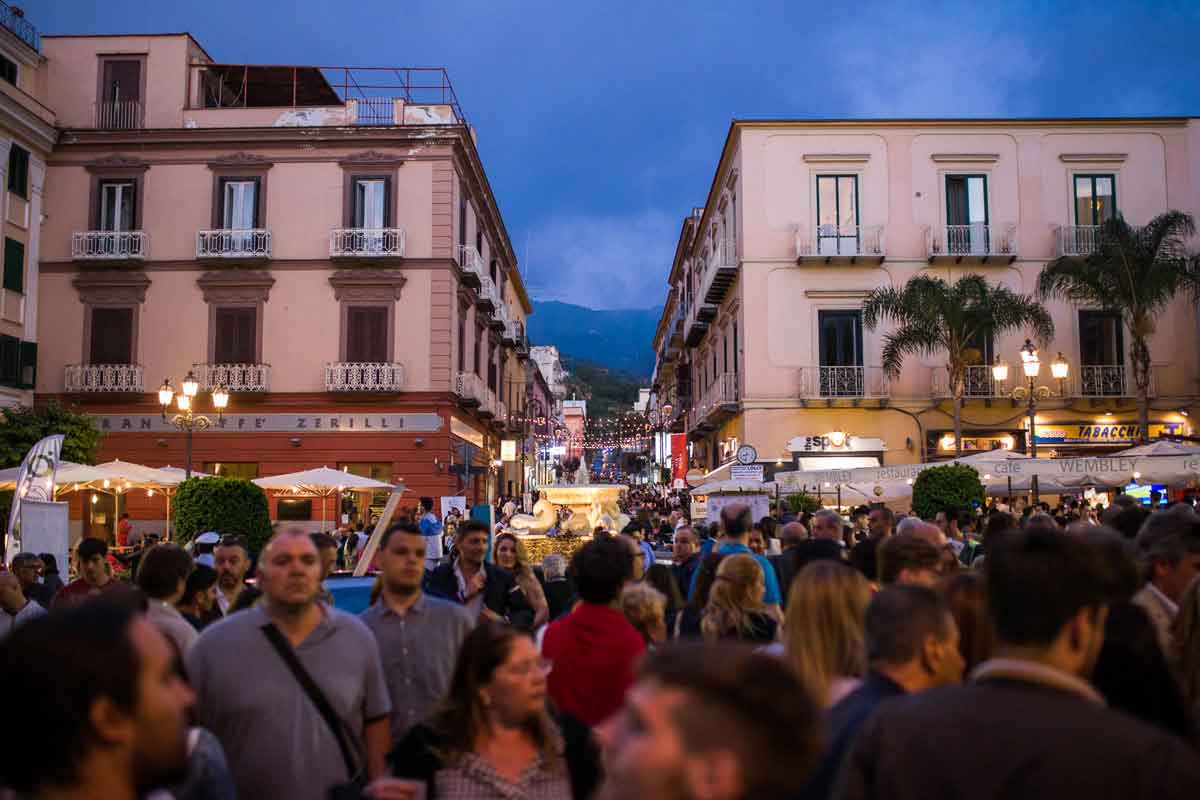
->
[619, 582, 668, 646]
[700, 554, 778, 643]
[782, 560, 871, 706]
[493, 532, 549, 629]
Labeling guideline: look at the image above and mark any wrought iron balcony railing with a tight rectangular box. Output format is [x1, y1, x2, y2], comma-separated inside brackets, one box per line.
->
[795, 225, 885, 261]
[926, 223, 1017, 260]
[71, 231, 148, 261]
[94, 100, 142, 130]
[1055, 225, 1101, 257]
[325, 362, 404, 392]
[799, 366, 889, 399]
[65, 363, 144, 393]
[193, 363, 271, 393]
[931, 365, 1003, 398]
[197, 229, 272, 259]
[329, 228, 406, 258]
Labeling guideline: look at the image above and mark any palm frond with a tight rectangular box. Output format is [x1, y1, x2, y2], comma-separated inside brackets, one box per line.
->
[879, 323, 941, 379]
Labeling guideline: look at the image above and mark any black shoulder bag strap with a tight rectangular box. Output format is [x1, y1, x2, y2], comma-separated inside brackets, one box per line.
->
[261, 623, 363, 783]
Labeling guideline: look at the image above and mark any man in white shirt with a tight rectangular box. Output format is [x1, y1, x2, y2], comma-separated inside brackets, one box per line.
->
[1133, 506, 1200, 652]
[212, 535, 252, 616]
[0, 571, 46, 641]
[417, 496, 444, 572]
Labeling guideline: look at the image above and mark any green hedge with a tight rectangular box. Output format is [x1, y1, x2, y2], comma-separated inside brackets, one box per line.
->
[173, 476, 272, 553]
[784, 492, 821, 515]
[911, 464, 984, 521]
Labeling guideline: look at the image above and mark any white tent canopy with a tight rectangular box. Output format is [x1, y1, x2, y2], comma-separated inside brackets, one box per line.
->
[690, 479, 777, 496]
[253, 466, 393, 493]
[1111, 441, 1200, 458]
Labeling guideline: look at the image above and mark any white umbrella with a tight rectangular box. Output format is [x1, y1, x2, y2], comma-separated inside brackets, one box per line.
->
[1111, 441, 1200, 458]
[254, 467, 394, 526]
[690, 479, 777, 496]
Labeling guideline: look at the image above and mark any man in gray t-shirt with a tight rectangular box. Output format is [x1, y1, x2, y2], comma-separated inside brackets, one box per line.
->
[187, 529, 391, 800]
[361, 522, 472, 740]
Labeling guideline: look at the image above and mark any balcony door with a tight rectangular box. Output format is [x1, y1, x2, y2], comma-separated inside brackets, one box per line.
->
[214, 307, 257, 365]
[99, 180, 136, 238]
[345, 306, 389, 364]
[1074, 174, 1115, 227]
[816, 175, 859, 256]
[89, 307, 134, 365]
[353, 178, 389, 253]
[100, 59, 142, 129]
[962, 330, 995, 396]
[220, 179, 259, 253]
[1079, 310, 1124, 396]
[818, 310, 863, 397]
[946, 175, 988, 254]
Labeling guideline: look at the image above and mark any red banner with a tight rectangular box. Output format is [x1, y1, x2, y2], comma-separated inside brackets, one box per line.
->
[671, 434, 688, 485]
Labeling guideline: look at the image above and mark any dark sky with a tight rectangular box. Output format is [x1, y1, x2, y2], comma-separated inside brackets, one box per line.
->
[32, 0, 1200, 308]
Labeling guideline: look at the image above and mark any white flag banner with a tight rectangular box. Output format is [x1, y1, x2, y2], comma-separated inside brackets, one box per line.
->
[5, 434, 65, 563]
[776, 454, 1200, 494]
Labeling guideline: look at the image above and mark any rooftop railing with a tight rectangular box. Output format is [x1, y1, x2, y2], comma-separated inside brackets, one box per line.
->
[0, 1, 39, 53]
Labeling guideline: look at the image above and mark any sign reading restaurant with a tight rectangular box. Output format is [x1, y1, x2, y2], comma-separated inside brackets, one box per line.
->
[1034, 422, 1185, 446]
[91, 413, 445, 434]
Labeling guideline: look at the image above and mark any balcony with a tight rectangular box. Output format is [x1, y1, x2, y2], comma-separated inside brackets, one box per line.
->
[324, 362, 404, 392]
[194, 363, 271, 393]
[1077, 364, 1130, 398]
[926, 224, 1017, 263]
[94, 100, 143, 130]
[456, 245, 484, 288]
[700, 237, 738, 306]
[513, 322, 530, 358]
[502, 318, 519, 346]
[455, 371, 486, 408]
[477, 275, 498, 313]
[71, 231, 148, 262]
[0, 1, 39, 52]
[799, 366, 889, 404]
[197, 229, 272, 260]
[931, 365, 1003, 399]
[64, 363, 144, 393]
[795, 225, 885, 264]
[1055, 225, 1101, 257]
[329, 228, 406, 259]
[690, 373, 740, 432]
[494, 399, 508, 429]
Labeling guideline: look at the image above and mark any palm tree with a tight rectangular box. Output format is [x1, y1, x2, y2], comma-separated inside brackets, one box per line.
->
[1038, 211, 1199, 444]
[864, 274, 1054, 458]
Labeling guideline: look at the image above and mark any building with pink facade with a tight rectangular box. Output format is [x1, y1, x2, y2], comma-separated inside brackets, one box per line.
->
[29, 29, 533, 537]
[651, 117, 1200, 485]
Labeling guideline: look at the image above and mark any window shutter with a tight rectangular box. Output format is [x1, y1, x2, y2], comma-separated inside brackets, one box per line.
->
[215, 308, 256, 363]
[7, 146, 28, 198]
[3, 238, 24, 293]
[382, 176, 393, 227]
[346, 307, 388, 363]
[18, 341, 36, 389]
[0, 335, 19, 387]
[90, 308, 134, 364]
[0, 55, 17, 86]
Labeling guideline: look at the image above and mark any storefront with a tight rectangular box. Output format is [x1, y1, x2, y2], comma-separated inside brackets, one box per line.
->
[927, 429, 1027, 461]
[1032, 420, 1189, 457]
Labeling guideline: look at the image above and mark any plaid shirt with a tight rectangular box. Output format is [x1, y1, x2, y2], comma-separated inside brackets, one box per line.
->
[435, 752, 571, 800]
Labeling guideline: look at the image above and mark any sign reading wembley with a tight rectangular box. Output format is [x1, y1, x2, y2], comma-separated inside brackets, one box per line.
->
[91, 413, 445, 434]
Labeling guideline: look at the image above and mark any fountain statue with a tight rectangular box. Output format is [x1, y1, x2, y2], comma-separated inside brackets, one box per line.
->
[509, 458, 627, 536]
[575, 461, 591, 485]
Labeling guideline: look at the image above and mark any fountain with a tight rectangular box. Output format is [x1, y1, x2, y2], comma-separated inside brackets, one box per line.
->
[507, 462, 628, 560]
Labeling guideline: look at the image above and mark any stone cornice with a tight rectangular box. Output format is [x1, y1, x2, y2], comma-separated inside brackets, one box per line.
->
[338, 150, 406, 167]
[85, 154, 151, 173]
[196, 270, 276, 303]
[329, 269, 407, 301]
[72, 270, 152, 304]
[207, 152, 274, 170]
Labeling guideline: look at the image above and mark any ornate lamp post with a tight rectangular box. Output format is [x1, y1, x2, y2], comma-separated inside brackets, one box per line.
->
[993, 340, 1069, 505]
[158, 370, 229, 479]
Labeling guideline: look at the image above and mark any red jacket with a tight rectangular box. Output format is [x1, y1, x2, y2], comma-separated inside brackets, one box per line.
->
[542, 602, 644, 726]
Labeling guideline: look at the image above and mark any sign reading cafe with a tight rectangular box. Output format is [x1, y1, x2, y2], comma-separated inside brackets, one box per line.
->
[91, 413, 445, 434]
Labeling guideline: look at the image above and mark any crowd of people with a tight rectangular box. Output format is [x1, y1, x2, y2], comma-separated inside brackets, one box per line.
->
[2, 488, 1200, 799]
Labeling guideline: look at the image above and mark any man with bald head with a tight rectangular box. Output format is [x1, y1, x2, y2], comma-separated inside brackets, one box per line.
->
[897, 515, 946, 548]
[187, 527, 392, 799]
[689, 503, 782, 613]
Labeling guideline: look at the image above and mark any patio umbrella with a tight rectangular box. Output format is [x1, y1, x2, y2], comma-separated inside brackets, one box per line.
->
[253, 466, 393, 526]
[1111, 441, 1200, 458]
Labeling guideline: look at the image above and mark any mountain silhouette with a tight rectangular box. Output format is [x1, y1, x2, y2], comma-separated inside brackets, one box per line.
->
[527, 300, 659, 378]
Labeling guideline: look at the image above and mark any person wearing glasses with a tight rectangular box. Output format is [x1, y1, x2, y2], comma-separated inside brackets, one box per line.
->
[377, 622, 597, 799]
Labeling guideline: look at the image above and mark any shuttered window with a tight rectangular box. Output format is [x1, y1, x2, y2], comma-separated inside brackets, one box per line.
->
[89, 308, 134, 364]
[214, 307, 257, 364]
[3, 238, 23, 293]
[345, 306, 388, 363]
[7, 145, 28, 198]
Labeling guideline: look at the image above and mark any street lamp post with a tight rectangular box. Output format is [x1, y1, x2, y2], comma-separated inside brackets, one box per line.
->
[158, 370, 229, 479]
[993, 340, 1069, 506]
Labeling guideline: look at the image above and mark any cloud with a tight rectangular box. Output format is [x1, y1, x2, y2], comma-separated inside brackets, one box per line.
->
[522, 210, 678, 310]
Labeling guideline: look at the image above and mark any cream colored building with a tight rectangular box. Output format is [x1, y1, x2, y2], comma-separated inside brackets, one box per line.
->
[652, 118, 1200, 485]
[0, 6, 53, 407]
[32, 31, 533, 531]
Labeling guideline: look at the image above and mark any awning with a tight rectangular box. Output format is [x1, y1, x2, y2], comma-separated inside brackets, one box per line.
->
[798, 456, 880, 471]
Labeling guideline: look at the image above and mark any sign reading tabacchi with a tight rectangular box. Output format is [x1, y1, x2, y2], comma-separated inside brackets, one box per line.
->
[1035, 422, 1184, 445]
[92, 413, 445, 434]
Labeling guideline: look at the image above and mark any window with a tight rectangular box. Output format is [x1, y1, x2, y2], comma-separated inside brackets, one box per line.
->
[722, 330, 729, 374]
[352, 178, 388, 228]
[0, 54, 17, 86]
[458, 182, 467, 248]
[474, 325, 484, 376]
[3, 238, 23, 293]
[219, 179, 258, 229]
[213, 307, 257, 364]
[732, 321, 739, 376]
[98, 58, 143, 129]
[945, 175, 989, 254]
[339, 463, 392, 519]
[1079, 310, 1124, 396]
[276, 498, 312, 521]
[0, 335, 18, 387]
[345, 306, 388, 363]
[488, 339, 497, 391]
[1074, 174, 1116, 227]
[89, 308, 135, 364]
[7, 145, 28, 199]
[457, 308, 467, 373]
[203, 462, 259, 480]
[99, 181, 137, 232]
[818, 310, 864, 397]
[963, 330, 995, 396]
[816, 175, 859, 255]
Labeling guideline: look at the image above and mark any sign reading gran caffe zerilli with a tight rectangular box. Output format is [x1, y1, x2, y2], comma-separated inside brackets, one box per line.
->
[91, 413, 445, 434]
